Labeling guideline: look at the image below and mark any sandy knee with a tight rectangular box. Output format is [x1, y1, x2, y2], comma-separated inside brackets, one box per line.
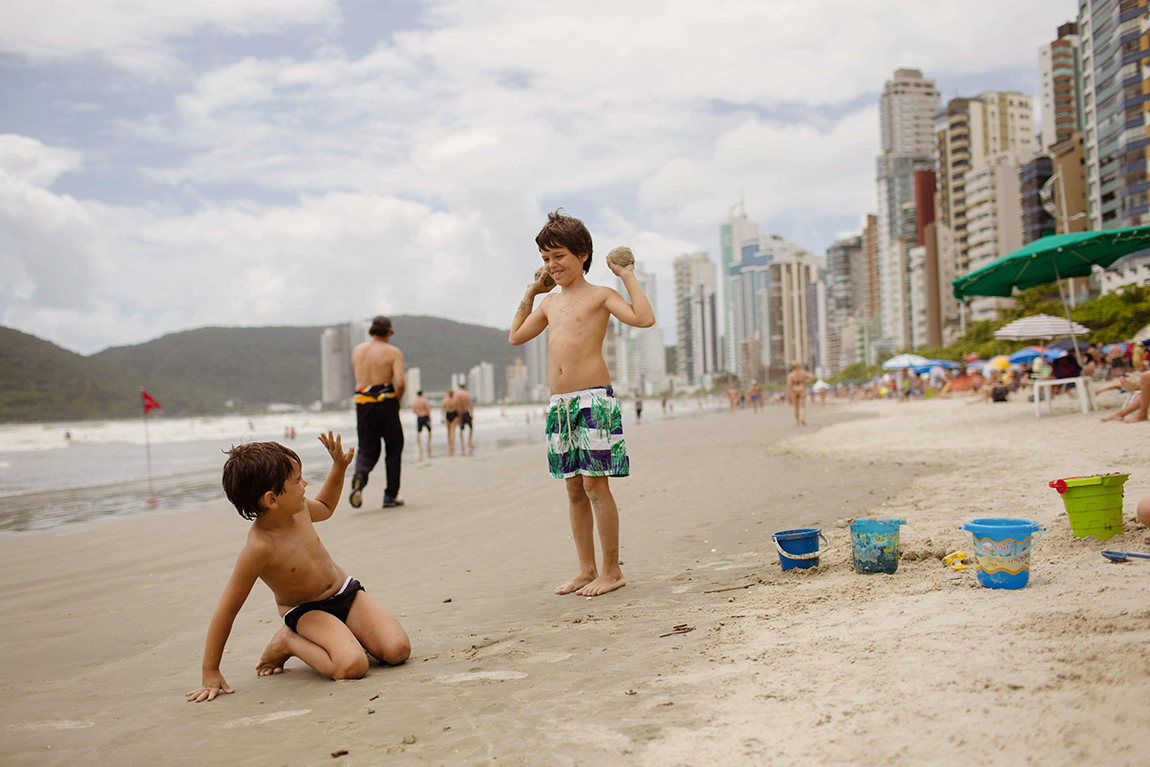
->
[381, 637, 411, 665]
[565, 477, 587, 502]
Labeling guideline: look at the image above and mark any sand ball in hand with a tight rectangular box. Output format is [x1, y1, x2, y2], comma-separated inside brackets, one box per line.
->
[534, 267, 556, 289]
[608, 247, 635, 269]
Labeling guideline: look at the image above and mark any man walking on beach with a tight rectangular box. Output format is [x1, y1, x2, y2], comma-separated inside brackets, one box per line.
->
[412, 390, 432, 459]
[456, 383, 475, 454]
[349, 316, 406, 508]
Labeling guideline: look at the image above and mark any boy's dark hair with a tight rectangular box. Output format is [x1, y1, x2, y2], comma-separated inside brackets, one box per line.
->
[369, 316, 392, 337]
[417, 390, 423, 396]
[222, 442, 301, 520]
[535, 209, 593, 273]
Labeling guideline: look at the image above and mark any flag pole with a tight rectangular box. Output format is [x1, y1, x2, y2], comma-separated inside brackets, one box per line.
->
[142, 389, 155, 499]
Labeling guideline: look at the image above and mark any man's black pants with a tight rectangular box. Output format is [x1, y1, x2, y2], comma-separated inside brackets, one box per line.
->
[354, 398, 404, 500]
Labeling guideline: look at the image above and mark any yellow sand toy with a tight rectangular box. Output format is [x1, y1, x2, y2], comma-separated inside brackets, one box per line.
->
[943, 551, 968, 570]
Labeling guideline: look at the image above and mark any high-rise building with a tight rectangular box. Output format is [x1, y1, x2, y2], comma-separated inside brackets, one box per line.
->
[467, 361, 496, 405]
[505, 359, 528, 403]
[935, 91, 1034, 327]
[726, 232, 808, 381]
[824, 234, 865, 375]
[1048, 131, 1089, 234]
[320, 326, 354, 406]
[406, 367, 421, 399]
[1021, 155, 1057, 244]
[1039, 22, 1082, 151]
[862, 214, 881, 322]
[966, 150, 1029, 320]
[765, 252, 820, 379]
[614, 262, 666, 392]
[876, 69, 940, 350]
[674, 252, 719, 387]
[720, 201, 761, 373]
[1078, 0, 1150, 229]
[523, 329, 550, 402]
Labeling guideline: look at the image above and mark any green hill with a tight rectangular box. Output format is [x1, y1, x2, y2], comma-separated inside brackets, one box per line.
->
[0, 327, 141, 422]
[0, 316, 520, 423]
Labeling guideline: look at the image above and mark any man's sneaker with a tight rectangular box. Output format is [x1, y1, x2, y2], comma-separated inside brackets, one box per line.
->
[383, 496, 405, 508]
[349, 475, 366, 508]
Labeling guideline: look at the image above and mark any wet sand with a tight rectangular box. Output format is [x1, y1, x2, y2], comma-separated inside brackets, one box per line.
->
[1, 397, 1147, 765]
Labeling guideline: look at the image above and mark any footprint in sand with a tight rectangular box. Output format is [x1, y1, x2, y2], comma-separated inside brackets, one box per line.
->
[223, 709, 312, 728]
[435, 670, 528, 684]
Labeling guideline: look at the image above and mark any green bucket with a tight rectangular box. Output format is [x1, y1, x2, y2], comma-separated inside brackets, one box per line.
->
[1048, 474, 1128, 542]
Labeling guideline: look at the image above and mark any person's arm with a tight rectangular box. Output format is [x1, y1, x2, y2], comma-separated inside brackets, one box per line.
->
[509, 273, 553, 345]
[308, 432, 354, 522]
[604, 263, 655, 328]
[186, 542, 268, 702]
[392, 351, 405, 402]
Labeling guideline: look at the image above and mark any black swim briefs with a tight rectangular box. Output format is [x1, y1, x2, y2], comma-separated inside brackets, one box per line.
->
[445, 410, 458, 423]
[282, 577, 364, 633]
[460, 411, 473, 428]
[417, 415, 431, 432]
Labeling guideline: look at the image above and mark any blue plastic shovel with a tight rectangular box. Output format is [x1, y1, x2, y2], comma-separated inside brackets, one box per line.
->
[1100, 551, 1150, 563]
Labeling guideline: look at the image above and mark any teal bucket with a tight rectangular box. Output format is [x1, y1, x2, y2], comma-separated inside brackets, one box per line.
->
[772, 528, 829, 571]
[960, 518, 1045, 590]
[849, 518, 906, 574]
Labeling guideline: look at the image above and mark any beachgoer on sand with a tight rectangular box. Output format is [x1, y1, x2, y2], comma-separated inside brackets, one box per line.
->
[509, 210, 655, 597]
[411, 390, 432, 459]
[441, 388, 459, 456]
[349, 316, 406, 509]
[456, 383, 475, 454]
[748, 380, 762, 413]
[186, 435, 410, 703]
[787, 361, 815, 426]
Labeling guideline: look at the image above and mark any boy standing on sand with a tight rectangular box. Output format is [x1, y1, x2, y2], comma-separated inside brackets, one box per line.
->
[509, 210, 655, 597]
[186, 433, 410, 703]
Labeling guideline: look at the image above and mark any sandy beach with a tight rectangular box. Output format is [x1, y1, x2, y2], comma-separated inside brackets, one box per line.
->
[2, 395, 1149, 766]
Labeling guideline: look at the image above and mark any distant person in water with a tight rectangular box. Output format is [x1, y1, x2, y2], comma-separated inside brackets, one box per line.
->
[787, 361, 815, 426]
[349, 316, 405, 509]
[411, 390, 432, 459]
[456, 383, 475, 454]
[441, 388, 459, 456]
[509, 210, 654, 597]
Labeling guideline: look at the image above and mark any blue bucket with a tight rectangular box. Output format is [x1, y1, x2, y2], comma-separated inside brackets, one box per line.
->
[849, 518, 906, 574]
[960, 518, 1045, 590]
[773, 528, 828, 571]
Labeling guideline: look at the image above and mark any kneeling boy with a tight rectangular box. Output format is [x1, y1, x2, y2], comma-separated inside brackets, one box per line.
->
[186, 433, 410, 702]
[509, 210, 655, 597]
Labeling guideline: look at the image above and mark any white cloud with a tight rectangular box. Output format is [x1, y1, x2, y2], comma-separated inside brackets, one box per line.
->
[0, 0, 1072, 352]
[0, 0, 338, 71]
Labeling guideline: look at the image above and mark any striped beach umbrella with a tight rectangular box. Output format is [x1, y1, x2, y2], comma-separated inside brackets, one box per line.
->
[993, 314, 1091, 342]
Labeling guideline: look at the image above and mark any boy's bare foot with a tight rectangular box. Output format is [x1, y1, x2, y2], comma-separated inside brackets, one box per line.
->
[1128, 413, 1148, 422]
[256, 627, 293, 676]
[1101, 412, 1125, 422]
[555, 573, 597, 595]
[575, 572, 626, 597]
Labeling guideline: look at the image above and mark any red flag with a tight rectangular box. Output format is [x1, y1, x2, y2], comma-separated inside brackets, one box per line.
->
[141, 389, 162, 413]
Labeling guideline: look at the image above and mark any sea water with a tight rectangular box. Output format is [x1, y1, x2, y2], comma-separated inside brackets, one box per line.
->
[0, 400, 689, 534]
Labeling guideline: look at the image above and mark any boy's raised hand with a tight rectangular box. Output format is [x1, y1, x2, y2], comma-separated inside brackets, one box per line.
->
[606, 258, 635, 278]
[318, 431, 354, 466]
[186, 670, 234, 703]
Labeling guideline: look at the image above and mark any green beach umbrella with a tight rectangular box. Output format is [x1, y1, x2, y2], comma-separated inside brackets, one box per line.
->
[952, 225, 1150, 362]
[952, 226, 1150, 299]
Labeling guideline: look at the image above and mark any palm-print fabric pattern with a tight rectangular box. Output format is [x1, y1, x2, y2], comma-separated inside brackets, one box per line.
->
[545, 386, 629, 478]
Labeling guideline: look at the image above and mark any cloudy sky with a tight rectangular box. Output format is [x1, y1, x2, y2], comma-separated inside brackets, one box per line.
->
[1, 0, 1070, 354]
